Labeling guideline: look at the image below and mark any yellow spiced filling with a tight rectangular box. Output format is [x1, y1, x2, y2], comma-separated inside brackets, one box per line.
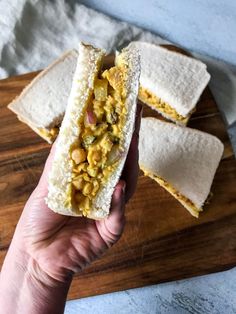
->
[142, 168, 202, 218]
[139, 86, 189, 125]
[68, 64, 127, 215]
[38, 127, 59, 142]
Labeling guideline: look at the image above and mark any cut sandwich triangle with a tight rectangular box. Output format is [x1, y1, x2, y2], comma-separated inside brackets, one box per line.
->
[139, 117, 224, 218]
[139, 86, 190, 125]
[68, 62, 129, 215]
[141, 167, 202, 218]
[8, 50, 78, 143]
[46, 43, 140, 219]
[129, 41, 210, 125]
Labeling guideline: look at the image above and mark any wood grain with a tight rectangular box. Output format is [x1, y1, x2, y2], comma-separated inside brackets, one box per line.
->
[0, 48, 236, 300]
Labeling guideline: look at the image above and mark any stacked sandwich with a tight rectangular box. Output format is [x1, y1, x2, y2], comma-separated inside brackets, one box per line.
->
[131, 42, 223, 218]
[8, 41, 224, 218]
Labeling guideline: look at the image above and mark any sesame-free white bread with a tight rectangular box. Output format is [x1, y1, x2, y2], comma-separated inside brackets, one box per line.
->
[46, 44, 104, 217]
[139, 118, 224, 216]
[8, 50, 78, 139]
[46, 43, 140, 219]
[89, 46, 140, 219]
[129, 42, 210, 117]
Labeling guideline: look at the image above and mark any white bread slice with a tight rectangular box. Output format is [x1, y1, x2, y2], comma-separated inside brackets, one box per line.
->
[8, 50, 78, 143]
[139, 117, 224, 217]
[46, 43, 140, 219]
[129, 41, 210, 120]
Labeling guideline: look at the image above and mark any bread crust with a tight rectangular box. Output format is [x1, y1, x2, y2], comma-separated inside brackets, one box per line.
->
[8, 50, 78, 133]
[129, 42, 210, 118]
[46, 43, 140, 219]
[139, 117, 224, 214]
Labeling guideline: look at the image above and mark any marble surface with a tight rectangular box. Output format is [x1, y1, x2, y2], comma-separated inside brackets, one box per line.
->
[0, 1, 235, 313]
[79, 0, 236, 66]
[65, 268, 236, 314]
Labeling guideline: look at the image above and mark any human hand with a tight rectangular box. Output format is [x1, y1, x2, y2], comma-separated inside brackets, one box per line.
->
[0, 104, 142, 314]
[15, 103, 142, 282]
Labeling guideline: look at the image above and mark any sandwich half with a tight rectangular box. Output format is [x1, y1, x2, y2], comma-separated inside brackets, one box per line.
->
[139, 117, 224, 217]
[8, 50, 78, 143]
[129, 42, 210, 125]
[46, 43, 140, 219]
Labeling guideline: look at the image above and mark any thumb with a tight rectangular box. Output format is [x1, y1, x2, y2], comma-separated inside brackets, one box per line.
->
[107, 180, 126, 235]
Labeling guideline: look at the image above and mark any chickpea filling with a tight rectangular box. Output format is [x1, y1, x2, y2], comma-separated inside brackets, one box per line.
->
[69, 64, 127, 215]
[141, 168, 202, 217]
[139, 86, 190, 124]
[38, 126, 59, 142]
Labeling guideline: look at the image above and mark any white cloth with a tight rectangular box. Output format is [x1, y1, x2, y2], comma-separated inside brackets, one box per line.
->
[0, 0, 167, 77]
[0, 0, 235, 127]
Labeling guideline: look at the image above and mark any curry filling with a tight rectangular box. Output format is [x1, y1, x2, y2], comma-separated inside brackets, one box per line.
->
[38, 127, 59, 143]
[142, 168, 202, 218]
[139, 86, 189, 125]
[68, 64, 127, 215]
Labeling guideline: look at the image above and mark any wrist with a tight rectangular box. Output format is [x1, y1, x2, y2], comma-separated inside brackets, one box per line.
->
[0, 239, 72, 314]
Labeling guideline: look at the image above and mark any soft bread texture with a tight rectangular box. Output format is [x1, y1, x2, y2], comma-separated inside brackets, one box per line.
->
[139, 86, 190, 126]
[89, 46, 140, 219]
[139, 118, 224, 217]
[17, 115, 54, 143]
[46, 44, 104, 217]
[8, 50, 78, 141]
[46, 43, 140, 219]
[129, 42, 210, 118]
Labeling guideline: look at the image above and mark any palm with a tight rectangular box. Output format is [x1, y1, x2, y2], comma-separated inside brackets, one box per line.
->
[15, 181, 124, 282]
[14, 105, 141, 283]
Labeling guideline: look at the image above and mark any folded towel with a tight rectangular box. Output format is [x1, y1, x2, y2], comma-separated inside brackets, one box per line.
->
[0, 0, 236, 146]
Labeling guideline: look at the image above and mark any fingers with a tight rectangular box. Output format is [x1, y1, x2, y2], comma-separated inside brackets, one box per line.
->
[20, 139, 67, 230]
[97, 102, 142, 247]
[108, 180, 126, 233]
[96, 180, 126, 246]
[134, 102, 142, 139]
[121, 103, 142, 202]
[23, 140, 61, 216]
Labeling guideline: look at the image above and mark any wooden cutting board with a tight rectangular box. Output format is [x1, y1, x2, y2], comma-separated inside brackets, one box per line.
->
[0, 47, 236, 300]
